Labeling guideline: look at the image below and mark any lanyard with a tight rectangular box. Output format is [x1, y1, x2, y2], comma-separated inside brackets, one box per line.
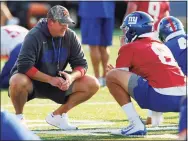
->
[52, 38, 62, 71]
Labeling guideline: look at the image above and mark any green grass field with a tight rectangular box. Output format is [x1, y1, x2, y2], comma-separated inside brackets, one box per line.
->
[1, 30, 179, 140]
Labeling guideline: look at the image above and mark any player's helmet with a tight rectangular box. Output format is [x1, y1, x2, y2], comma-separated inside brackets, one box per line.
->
[158, 16, 185, 42]
[120, 11, 154, 44]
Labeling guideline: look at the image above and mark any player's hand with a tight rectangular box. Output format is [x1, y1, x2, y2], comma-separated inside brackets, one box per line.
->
[48, 76, 65, 90]
[58, 71, 72, 91]
[106, 64, 115, 73]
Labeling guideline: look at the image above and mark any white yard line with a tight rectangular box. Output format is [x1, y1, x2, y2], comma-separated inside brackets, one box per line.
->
[32, 128, 178, 139]
[28, 120, 114, 127]
[2, 102, 116, 107]
[26, 119, 178, 130]
[144, 134, 178, 139]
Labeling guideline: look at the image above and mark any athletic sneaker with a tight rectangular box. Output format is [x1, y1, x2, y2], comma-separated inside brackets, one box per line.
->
[16, 114, 27, 128]
[98, 77, 106, 87]
[45, 113, 78, 130]
[111, 119, 146, 136]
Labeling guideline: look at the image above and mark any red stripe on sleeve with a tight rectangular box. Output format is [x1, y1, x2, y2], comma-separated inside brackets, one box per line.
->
[74, 66, 86, 77]
[26, 67, 39, 77]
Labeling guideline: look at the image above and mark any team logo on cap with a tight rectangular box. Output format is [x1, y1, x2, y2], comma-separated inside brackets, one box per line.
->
[63, 10, 69, 17]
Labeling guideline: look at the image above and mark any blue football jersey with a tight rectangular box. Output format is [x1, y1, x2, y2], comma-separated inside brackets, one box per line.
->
[165, 34, 187, 75]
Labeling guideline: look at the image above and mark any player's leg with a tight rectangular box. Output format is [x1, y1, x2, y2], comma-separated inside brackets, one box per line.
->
[45, 75, 100, 130]
[106, 69, 146, 136]
[88, 18, 102, 80]
[98, 18, 114, 86]
[89, 46, 101, 78]
[80, 18, 101, 79]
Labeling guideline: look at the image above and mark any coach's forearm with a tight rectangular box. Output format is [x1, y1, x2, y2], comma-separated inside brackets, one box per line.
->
[25, 67, 52, 83]
[70, 70, 83, 82]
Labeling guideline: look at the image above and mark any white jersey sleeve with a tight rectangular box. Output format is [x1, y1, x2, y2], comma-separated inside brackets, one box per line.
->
[1, 25, 29, 56]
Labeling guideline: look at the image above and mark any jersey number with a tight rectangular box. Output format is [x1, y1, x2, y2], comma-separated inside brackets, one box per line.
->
[178, 37, 188, 49]
[151, 44, 177, 66]
[148, 1, 160, 21]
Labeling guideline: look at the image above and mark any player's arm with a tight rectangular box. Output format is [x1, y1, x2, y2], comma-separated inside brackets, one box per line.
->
[123, 2, 138, 21]
[164, 11, 170, 17]
[164, 1, 170, 16]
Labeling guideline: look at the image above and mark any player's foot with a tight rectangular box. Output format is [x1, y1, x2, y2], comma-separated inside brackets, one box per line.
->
[46, 113, 78, 130]
[98, 77, 106, 87]
[111, 119, 147, 136]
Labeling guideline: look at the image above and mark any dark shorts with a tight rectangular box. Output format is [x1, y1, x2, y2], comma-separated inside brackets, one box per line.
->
[128, 73, 184, 112]
[80, 17, 114, 46]
[8, 80, 74, 104]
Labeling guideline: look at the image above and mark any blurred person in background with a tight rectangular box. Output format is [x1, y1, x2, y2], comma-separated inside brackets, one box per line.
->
[124, 0, 170, 31]
[0, 25, 29, 89]
[1, 110, 40, 140]
[158, 16, 187, 76]
[1, 2, 19, 26]
[8, 5, 99, 130]
[78, 1, 115, 87]
[124, 0, 170, 124]
[158, 16, 187, 140]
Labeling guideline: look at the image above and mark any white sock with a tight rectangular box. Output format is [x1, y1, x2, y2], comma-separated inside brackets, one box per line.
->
[147, 110, 152, 117]
[16, 114, 24, 120]
[122, 103, 142, 124]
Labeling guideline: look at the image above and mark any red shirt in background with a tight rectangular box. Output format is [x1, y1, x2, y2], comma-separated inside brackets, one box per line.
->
[129, 1, 170, 30]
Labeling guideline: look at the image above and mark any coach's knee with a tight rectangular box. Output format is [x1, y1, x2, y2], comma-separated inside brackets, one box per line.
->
[9, 73, 32, 95]
[83, 76, 100, 96]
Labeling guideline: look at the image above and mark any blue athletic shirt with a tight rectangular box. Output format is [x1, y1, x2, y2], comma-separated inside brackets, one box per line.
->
[165, 33, 187, 75]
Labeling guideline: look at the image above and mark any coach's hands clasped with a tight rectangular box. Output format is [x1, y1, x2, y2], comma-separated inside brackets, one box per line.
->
[48, 71, 72, 91]
[58, 71, 72, 91]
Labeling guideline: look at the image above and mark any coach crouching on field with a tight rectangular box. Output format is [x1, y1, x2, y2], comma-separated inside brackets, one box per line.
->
[9, 5, 100, 130]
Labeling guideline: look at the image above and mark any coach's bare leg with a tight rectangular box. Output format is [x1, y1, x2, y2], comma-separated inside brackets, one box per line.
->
[106, 69, 132, 106]
[99, 46, 110, 77]
[9, 73, 33, 114]
[53, 75, 100, 115]
[89, 46, 101, 78]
